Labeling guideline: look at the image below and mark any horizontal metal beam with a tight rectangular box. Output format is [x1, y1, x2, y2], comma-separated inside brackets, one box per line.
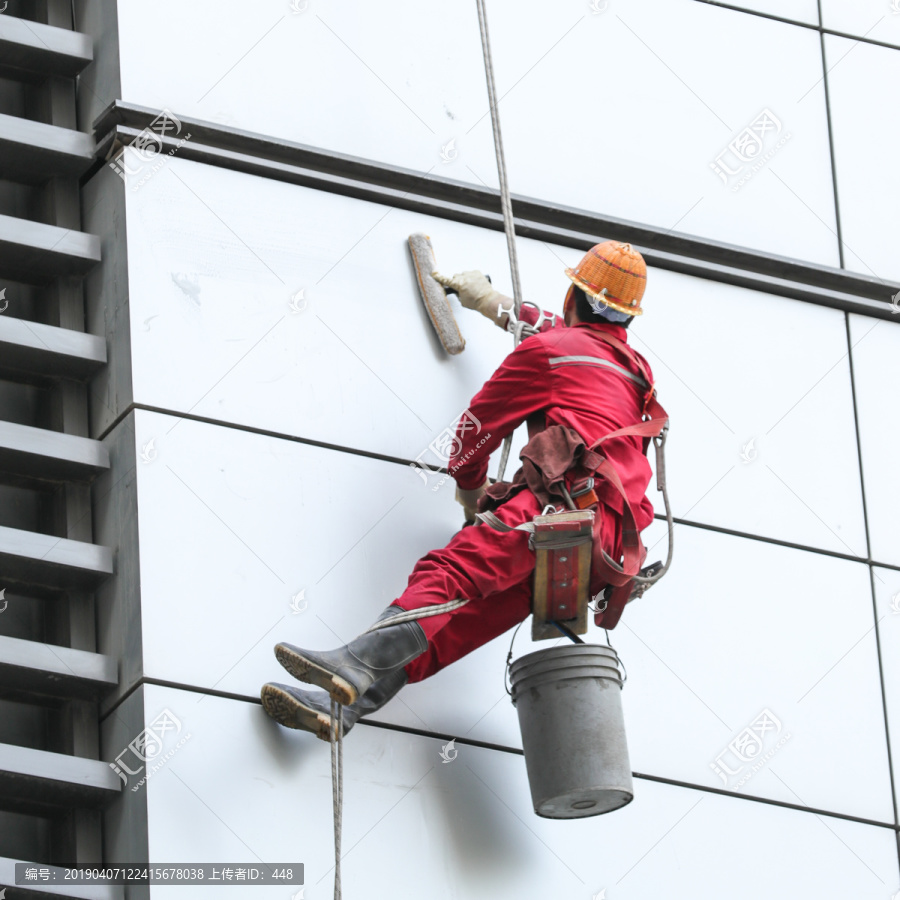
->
[0, 316, 106, 382]
[0, 634, 117, 701]
[0, 856, 123, 900]
[91, 101, 900, 319]
[0, 421, 109, 483]
[0, 742, 119, 812]
[0, 214, 101, 283]
[0, 15, 92, 81]
[0, 113, 95, 182]
[0, 525, 113, 591]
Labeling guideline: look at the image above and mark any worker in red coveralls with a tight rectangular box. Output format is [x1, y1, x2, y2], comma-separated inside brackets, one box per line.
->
[261, 241, 661, 741]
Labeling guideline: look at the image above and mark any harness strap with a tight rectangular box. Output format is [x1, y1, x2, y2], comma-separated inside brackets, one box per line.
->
[588, 414, 667, 452]
[592, 457, 646, 585]
[476, 509, 535, 533]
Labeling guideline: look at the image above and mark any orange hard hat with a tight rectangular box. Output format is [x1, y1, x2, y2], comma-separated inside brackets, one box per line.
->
[565, 241, 647, 316]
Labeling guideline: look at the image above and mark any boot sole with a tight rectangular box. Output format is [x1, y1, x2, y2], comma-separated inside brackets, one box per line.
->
[274, 643, 359, 705]
[260, 684, 334, 742]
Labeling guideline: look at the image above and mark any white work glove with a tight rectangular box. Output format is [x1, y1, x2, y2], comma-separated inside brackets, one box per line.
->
[456, 478, 491, 525]
[432, 270, 513, 329]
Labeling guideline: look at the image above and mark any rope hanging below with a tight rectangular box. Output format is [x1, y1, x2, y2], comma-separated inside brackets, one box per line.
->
[330, 700, 344, 900]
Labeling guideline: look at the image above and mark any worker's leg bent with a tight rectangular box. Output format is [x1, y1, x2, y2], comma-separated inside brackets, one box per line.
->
[403, 580, 531, 682]
[390, 488, 542, 682]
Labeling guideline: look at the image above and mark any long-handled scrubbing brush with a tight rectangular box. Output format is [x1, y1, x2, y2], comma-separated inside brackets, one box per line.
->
[408, 232, 466, 356]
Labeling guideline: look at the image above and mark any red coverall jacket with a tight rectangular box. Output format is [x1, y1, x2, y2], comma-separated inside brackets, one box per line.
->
[449, 306, 655, 531]
[397, 304, 657, 683]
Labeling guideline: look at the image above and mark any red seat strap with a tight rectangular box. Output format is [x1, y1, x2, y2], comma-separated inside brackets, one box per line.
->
[591, 457, 645, 583]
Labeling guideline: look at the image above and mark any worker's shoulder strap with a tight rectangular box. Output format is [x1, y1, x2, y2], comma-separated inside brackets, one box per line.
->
[579, 334, 668, 585]
[584, 331, 668, 447]
[589, 330, 654, 388]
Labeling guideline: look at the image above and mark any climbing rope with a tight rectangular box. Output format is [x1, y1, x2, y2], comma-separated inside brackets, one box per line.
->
[475, 0, 527, 483]
[475, 0, 522, 313]
[330, 700, 344, 900]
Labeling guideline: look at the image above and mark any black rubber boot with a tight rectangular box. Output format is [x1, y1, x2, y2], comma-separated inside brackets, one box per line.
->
[274, 606, 427, 705]
[260, 668, 408, 742]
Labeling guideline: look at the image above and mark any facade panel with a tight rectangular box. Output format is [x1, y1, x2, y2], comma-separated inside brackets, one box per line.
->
[825, 36, 900, 284]
[113, 0, 495, 185]
[619, 269, 865, 555]
[717, 0, 819, 23]
[848, 314, 900, 567]
[122, 158, 531, 477]
[820, 1, 900, 47]
[487, 0, 838, 265]
[134, 683, 900, 900]
[872, 566, 900, 817]
[615, 525, 893, 824]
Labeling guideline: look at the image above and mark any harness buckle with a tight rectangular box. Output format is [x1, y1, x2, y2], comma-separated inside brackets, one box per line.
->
[569, 476, 600, 510]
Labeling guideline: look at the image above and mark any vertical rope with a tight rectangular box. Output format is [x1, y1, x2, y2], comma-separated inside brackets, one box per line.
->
[475, 0, 523, 314]
[330, 700, 344, 900]
[475, 0, 524, 482]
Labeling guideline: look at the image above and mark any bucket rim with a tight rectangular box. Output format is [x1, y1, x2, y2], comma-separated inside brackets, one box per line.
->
[511, 659, 623, 682]
[509, 642, 621, 673]
[511, 668, 624, 700]
[511, 642, 619, 661]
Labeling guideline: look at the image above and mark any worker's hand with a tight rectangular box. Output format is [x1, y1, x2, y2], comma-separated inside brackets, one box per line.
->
[432, 270, 512, 328]
[456, 478, 491, 525]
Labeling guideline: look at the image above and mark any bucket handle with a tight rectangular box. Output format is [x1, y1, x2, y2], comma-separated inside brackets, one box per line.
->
[506, 625, 628, 699]
[600, 628, 628, 684]
[505, 621, 525, 698]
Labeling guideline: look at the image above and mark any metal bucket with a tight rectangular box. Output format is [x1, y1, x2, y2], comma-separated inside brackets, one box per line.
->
[509, 643, 633, 819]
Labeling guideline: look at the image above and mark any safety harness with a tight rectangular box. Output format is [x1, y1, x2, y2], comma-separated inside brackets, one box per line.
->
[478, 330, 672, 639]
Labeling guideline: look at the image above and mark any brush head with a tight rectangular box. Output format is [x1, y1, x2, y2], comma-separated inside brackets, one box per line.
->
[408, 232, 465, 355]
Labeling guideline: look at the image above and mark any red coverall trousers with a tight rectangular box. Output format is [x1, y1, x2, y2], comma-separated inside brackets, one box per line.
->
[396, 490, 622, 683]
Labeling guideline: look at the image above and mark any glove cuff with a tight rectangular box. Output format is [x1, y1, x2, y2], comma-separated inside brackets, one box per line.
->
[475, 292, 514, 328]
[455, 478, 490, 506]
